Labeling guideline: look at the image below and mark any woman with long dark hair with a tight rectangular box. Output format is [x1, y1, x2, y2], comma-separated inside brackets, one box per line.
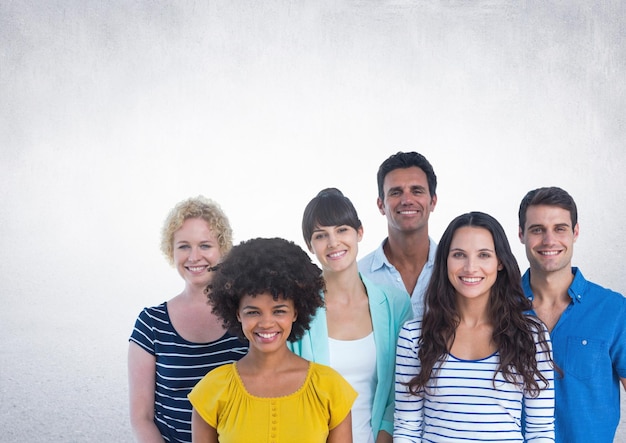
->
[394, 211, 555, 442]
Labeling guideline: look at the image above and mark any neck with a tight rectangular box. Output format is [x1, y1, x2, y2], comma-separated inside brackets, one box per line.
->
[529, 266, 574, 303]
[323, 269, 366, 302]
[456, 296, 491, 327]
[242, 346, 295, 371]
[385, 231, 430, 264]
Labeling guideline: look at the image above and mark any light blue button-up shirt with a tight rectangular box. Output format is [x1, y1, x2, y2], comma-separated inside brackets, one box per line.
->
[358, 237, 437, 319]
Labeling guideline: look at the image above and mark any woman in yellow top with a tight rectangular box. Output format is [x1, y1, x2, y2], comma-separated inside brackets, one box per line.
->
[189, 237, 357, 443]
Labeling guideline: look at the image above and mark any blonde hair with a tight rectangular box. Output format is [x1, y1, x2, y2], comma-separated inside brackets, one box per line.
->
[160, 196, 233, 266]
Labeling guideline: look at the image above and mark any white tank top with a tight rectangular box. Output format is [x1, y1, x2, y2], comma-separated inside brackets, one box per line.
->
[328, 332, 377, 443]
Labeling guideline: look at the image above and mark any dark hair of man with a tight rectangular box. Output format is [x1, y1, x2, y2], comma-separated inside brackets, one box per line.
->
[206, 237, 325, 342]
[301, 188, 362, 249]
[376, 151, 438, 200]
[518, 186, 578, 233]
[406, 211, 552, 397]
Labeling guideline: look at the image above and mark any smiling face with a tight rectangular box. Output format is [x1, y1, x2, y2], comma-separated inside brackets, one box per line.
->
[237, 292, 297, 354]
[308, 224, 363, 274]
[377, 166, 437, 235]
[519, 204, 578, 276]
[172, 217, 222, 289]
[447, 226, 502, 303]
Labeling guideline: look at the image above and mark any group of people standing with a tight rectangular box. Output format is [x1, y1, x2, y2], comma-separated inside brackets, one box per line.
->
[128, 151, 626, 443]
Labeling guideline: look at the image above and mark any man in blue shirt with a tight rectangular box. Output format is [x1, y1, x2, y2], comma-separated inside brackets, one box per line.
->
[358, 151, 438, 319]
[518, 186, 626, 443]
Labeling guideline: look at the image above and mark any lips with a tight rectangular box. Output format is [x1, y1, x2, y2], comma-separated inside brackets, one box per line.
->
[460, 277, 483, 284]
[539, 250, 561, 256]
[327, 250, 347, 260]
[256, 332, 279, 341]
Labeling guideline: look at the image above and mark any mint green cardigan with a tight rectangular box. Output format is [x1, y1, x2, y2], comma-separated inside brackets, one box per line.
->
[288, 274, 413, 439]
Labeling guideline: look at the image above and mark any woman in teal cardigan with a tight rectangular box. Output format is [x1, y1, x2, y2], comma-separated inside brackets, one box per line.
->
[290, 188, 413, 443]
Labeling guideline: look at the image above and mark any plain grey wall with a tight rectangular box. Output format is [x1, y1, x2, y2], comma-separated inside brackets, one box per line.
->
[1, 1, 625, 441]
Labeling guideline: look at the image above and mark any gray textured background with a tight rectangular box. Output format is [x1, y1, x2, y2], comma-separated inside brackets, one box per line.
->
[1, 1, 625, 441]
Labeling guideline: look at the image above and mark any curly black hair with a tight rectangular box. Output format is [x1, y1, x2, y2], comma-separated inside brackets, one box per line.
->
[206, 237, 325, 342]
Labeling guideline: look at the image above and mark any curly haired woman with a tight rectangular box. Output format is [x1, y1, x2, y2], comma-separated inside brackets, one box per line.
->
[189, 237, 357, 443]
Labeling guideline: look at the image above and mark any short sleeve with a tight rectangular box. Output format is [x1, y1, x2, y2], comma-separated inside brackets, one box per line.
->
[309, 363, 358, 430]
[129, 307, 156, 355]
[188, 364, 233, 429]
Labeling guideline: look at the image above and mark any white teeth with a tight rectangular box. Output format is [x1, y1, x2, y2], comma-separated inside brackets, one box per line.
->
[540, 251, 560, 256]
[188, 266, 206, 272]
[328, 251, 345, 258]
[399, 210, 417, 215]
[258, 332, 277, 339]
[461, 277, 482, 283]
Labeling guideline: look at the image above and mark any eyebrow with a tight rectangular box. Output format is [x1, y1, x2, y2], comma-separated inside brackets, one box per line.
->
[241, 303, 290, 310]
[527, 223, 571, 230]
[388, 184, 426, 193]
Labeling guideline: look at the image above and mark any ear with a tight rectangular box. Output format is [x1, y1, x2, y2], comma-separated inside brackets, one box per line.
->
[357, 226, 364, 242]
[292, 309, 298, 323]
[518, 226, 525, 244]
[376, 197, 385, 215]
[573, 223, 579, 242]
[497, 261, 504, 271]
[236, 311, 242, 323]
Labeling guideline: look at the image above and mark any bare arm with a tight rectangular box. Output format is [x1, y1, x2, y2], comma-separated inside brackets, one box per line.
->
[128, 342, 165, 443]
[376, 430, 392, 443]
[327, 412, 352, 443]
[192, 408, 218, 443]
[621, 377, 626, 391]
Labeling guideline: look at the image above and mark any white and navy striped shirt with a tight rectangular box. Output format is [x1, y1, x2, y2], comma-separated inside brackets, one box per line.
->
[394, 319, 554, 442]
[129, 302, 247, 443]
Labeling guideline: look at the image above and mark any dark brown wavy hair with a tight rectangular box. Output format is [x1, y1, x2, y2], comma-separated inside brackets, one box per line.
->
[407, 211, 552, 397]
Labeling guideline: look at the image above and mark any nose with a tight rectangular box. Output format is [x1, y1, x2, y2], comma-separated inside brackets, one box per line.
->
[399, 190, 411, 204]
[188, 247, 201, 262]
[463, 257, 478, 272]
[542, 231, 556, 245]
[327, 233, 339, 248]
[259, 313, 275, 328]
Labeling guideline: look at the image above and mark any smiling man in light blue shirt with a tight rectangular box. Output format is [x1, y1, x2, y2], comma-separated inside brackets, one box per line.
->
[358, 151, 438, 319]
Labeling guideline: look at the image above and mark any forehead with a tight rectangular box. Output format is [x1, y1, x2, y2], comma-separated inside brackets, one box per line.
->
[450, 226, 494, 249]
[239, 292, 293, 308]
[174, 217, 216, 239]
[383, 167, 429, 190]
[525, 205, 572, 227]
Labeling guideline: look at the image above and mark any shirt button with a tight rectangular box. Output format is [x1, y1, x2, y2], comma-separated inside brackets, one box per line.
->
[577, 294, 582, 299]
[582, 340, 588, 345]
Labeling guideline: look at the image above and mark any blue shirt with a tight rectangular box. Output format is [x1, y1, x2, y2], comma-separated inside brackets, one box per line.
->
[358, 237, 436, 319]
[522, 267, 626, 443]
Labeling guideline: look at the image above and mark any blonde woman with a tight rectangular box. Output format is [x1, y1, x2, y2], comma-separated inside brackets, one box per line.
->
[128, 196, 247, 443]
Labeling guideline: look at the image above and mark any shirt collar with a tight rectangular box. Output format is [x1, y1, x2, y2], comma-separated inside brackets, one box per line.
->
[522, 266, 586, 304]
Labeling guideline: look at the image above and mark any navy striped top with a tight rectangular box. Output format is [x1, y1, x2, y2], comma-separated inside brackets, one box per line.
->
[395, 319, 555, 442]
[129, 302, 247, 443]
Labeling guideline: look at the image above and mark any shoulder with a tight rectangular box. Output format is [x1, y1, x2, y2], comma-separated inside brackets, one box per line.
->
[308, 363, 357, 400]
[357, 249, 376, 269]
[574, 269, 626, 305]
[192, 363, 236, 394]
[136, 302, 169, 323]
[362, 275, 409, 304]
[399, 318, 422, 337]
[358, 239, 386, 269]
